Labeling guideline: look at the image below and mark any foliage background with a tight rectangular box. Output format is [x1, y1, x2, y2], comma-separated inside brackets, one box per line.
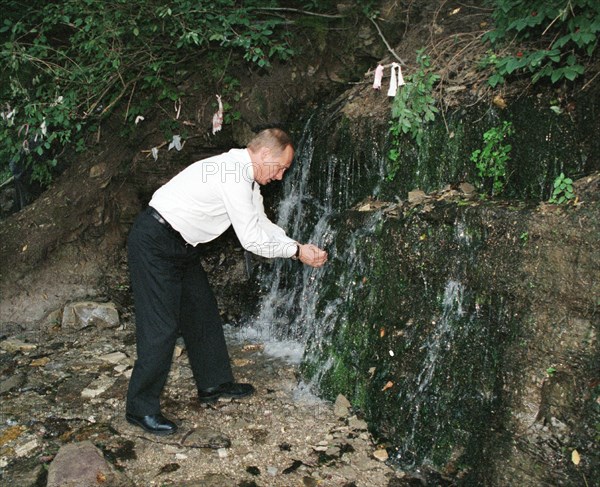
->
[1, 0, 598, 190]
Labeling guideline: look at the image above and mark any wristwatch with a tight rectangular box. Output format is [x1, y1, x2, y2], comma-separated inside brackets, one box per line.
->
[291, 244, 300, 260]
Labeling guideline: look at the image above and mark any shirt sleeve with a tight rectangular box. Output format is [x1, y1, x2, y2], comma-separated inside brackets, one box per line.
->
[219, 178, 297, 259]
[252, 184, 294, 242]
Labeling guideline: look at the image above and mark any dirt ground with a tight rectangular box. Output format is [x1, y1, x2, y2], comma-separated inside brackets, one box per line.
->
[0, 317, 407, 486]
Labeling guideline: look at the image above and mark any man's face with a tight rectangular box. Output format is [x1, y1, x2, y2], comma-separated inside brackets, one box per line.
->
[254, 145, 294, 185]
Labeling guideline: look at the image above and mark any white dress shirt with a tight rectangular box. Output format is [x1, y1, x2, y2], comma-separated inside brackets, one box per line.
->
[149, 148, 297, 258]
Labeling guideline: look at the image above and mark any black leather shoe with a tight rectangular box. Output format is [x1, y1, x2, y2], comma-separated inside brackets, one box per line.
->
[198, 382, 255, 403]
[125, 413, 178, 436]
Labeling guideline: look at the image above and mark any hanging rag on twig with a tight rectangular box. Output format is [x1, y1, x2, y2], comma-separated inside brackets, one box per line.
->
[372, 64, 384, 90]
[397, 64, 405, 87]
[387, 63, 405, 97]
[212, 95, 223, 135]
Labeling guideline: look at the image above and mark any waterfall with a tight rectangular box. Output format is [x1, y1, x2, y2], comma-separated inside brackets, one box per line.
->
[396, 279, 472, 467]
[244, 110, 386, 362]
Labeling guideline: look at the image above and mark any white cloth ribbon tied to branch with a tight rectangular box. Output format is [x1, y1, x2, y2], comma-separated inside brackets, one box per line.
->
[387, 62, 405, 97]
[372, 64, 384, 90]
[168, 135, 182, 151]
[212, 94, 223, 135]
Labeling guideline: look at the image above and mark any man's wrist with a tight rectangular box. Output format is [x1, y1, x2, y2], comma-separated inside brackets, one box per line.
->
[291, 243, 301, 260]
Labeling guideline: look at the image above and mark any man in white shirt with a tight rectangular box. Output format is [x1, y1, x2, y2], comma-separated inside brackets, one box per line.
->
[125, 128, 327, 435]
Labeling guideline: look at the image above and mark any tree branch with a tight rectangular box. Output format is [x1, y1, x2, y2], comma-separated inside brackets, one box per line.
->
[369, 16, 406, 66]
[251, 7, 343, 19]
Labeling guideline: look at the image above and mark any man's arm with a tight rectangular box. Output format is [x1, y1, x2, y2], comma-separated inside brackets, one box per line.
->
[252, 185, 328, 267]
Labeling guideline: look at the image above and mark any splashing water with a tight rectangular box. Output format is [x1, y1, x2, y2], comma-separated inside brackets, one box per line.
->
[243, 111, 386, 362]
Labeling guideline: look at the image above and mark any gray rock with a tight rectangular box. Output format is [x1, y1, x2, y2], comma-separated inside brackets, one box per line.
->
[98, 351, 129, 364]
[408, 190, 428, 205]
[334, 394, 352, 418]
[47, 440, 133, 487]
[81, 375, 117, 399]
[14, 438, 39, 457]
[326, 446, 340, 456]
[348, 415, 368, 431]
[0, 372, 26, 394]
[62, 301, 120, 329]
[459, 182, 476, 196]
[181, 427, 231, 449]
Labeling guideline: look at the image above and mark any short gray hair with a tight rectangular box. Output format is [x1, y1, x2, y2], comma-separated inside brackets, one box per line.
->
[247, 128, 293, 154]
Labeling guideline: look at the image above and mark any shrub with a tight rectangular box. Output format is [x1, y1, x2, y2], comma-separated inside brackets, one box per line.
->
[482, 0, 599, 86]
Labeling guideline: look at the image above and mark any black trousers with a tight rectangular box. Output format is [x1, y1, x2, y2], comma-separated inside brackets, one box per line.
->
[126, 207, 234, 416]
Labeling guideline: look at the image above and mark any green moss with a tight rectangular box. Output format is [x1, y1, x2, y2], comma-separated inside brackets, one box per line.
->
[381, 97, 599, 201]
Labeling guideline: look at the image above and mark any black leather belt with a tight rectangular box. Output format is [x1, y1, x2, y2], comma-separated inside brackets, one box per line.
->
[147, 206, 186, 242]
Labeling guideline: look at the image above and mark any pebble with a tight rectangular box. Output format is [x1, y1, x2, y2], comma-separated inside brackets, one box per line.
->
[30, 357, 50, 367]
[0, 338, 37, 353]
[15, 439, 39, 457]
[99, 351, 128, 364]
[325, 446, 340, 456]
[334, 394, 352, 417]
[113, 364, 129, 374]
[80, 375, 117, 398]
[348, 416, 368, 430]
[373, 449, 389, 461]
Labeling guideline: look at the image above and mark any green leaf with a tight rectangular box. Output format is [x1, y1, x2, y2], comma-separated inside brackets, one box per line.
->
[505, 57, 521, 74]
[554, 174, 564, 187]
[551, 68, 563, 83]
[564, 67, 581, 81]
[553, 34, 572, 49]
[488, 73, 504, 87]
[587, 43, 596, 56]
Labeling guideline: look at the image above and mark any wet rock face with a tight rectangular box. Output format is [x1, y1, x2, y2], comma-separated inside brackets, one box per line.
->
[298, 191, 599, 486]
[248, 79, 599, 484]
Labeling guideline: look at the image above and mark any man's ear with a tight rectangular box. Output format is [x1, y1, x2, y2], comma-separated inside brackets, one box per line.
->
[259, 147, 271, 162]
